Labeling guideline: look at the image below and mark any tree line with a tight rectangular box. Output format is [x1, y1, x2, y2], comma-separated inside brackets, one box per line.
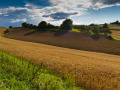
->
[110, 20, 120, 25]
[22, 19, 72, 31]
[73, 23, 112, 37]
[21, 19, 112, 38]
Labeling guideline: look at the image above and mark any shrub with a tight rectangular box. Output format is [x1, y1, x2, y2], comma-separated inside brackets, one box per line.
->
[4, 29, 10, 34]
[107, 36, 113, 40]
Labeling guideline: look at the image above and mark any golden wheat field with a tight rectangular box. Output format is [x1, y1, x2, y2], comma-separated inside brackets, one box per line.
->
[0, 28, 120, 90]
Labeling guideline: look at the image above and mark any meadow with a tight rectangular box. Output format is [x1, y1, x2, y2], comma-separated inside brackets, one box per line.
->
[0, 50, 82, 90]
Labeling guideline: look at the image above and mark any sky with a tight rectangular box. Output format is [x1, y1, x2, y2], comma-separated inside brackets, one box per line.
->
[0, 0, 120, 27]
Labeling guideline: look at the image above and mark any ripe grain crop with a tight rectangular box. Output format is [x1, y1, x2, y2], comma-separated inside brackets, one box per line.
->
[1, 32, 120, 89]
[0, 51, 82, 90]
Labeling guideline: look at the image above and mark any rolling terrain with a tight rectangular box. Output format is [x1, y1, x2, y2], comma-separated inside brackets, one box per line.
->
[0, 27, 7, 36]
[5, 27, 120, 55]
[0, 27, 120, 89]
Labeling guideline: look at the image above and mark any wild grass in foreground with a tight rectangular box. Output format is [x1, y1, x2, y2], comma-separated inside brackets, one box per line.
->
[0, 51, 83, 90]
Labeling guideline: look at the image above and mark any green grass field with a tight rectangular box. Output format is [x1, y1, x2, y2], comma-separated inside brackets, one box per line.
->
[70, 29, 80, 32]
[0, 51, 83, 90]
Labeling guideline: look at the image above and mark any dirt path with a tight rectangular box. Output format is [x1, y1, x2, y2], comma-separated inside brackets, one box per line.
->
[0, 35, 120, 89]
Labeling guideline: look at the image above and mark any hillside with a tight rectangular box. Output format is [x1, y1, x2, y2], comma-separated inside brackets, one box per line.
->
[5, 27, 120, 55]
[1, 30, 120, 89]
[0, 27, 7, 36]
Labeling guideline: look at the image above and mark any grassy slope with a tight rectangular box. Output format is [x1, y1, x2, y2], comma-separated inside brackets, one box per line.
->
[0, 51, 82, 90]
[5, 27, 120, 55]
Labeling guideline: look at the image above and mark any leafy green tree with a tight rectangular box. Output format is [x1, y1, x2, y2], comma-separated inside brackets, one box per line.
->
[91, 26, 100, 35]
[60, 19, 73, 31]
[4, 29, 10, 34]
[22, 22, 29, 28]
[103, 23, 109, 28]
[28, 24, 33, 28]
[38, 21, 47, 30]
[9, 26, 12, 29]
[47, 23, 55, 29]
[102, 28, 112, 37]
[102, 23, 112, 37]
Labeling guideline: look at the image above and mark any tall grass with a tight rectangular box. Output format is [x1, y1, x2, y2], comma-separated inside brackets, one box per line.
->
[0, 51, 83, 90]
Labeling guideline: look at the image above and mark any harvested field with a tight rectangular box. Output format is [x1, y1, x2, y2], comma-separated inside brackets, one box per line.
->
[5, 27, 120, 55]
[109, 25, 120, 30]
[100, 24, 120, 30]
[112, 30, 120, 39]
[0, 29, 120, 89]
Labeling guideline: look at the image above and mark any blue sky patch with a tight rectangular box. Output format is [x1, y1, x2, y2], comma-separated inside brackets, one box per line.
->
[0, 0, 120, 27]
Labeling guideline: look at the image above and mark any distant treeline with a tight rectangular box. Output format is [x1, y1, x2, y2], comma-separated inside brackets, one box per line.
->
[73, 23, 112, 38]
[22, 21, 59, 31]
[22, 19, 73, 32]
[110, 20, 120, 25]
[21, 19, 112, 38]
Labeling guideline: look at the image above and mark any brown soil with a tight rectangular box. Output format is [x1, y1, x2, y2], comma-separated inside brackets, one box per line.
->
[5, 27, 120, 55]
[112, 30, 120, 39]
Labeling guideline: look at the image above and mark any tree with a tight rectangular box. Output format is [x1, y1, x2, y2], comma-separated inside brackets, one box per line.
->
[102, 23, 112, 37]
[22, 22, 29, 28]
[60, 19, 73, 31]
[91, 26, 100, 36]
[103, 23, 109, 28]
[102, 28, 112, 37]
[9, 26, 12, 29]
[28, 24, 33, 28]
[38, 21, 47, 30]
[47, 23, 55, 29]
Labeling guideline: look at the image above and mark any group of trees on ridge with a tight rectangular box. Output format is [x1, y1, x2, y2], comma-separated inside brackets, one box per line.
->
[22, 21, 59, 31]
[110, 20, 120, 25]
[73, 23, 112, 37]
[21, 18, 112, 38]
[22, 19, 73, 31]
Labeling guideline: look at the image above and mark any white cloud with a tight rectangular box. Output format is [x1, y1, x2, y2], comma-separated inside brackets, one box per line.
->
[11, 18, 27, 23]
[0, 0, 120, 25]
[24, 2, 39, 9]
[4, 15, 9, 16]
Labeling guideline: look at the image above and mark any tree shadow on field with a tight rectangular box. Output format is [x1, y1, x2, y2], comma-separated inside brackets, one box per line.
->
[24, 31, 37, 36]
[91, 35, 100, 40]
[54, 31, 69, 37]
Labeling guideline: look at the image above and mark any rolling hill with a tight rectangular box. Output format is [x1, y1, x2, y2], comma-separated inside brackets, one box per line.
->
[5, 27, 120, 55]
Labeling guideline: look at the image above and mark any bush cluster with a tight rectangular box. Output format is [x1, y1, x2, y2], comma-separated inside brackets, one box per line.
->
[73, 23, 112, 37]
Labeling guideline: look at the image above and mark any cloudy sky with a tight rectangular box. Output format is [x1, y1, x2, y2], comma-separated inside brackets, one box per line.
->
[0, 0, 120, 27]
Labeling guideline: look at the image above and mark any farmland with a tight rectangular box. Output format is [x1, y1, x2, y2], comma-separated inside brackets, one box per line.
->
[5, 27, 120, 55]
[0, 51, 81, 90]
[1, 27, 120, 89]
